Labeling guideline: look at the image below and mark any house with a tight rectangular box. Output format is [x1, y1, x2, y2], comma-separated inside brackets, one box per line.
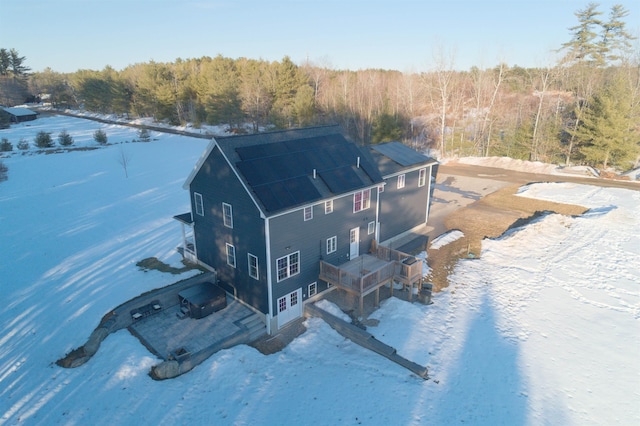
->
[0, 106, 38, 123]
[174, 125, 438, 334]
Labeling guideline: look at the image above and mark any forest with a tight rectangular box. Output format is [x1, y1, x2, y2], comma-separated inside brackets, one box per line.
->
[1, 3, 639, 171]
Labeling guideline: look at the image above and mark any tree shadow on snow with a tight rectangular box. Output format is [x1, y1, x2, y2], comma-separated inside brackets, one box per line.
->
[428, 291, 529, 425]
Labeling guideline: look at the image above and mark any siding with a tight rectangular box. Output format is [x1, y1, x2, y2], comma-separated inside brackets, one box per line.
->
[190, 145, 269, 314]
[268, 189, 378, 313]
[378, 166, 431, 243]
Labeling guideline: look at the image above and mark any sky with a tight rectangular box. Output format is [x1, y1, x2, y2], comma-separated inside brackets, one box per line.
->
[0, 114, 638, 424]
[1, 0, 638, 73]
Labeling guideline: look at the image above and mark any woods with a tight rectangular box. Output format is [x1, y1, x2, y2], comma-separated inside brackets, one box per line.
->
[3, 3, 639, 171]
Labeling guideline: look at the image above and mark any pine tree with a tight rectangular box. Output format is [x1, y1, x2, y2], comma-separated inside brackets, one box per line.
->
[93, 129, 108, 145]
[572, 73, 640, 169]
[58, 130, 73, 146]
[560, 3, 605, 66]
[34, 131, 53, 148]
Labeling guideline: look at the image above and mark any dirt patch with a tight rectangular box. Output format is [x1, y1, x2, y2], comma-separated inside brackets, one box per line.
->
[136, 257, 203, 275]
[425, 184, 588, 291]
[250, 318, 307, 355]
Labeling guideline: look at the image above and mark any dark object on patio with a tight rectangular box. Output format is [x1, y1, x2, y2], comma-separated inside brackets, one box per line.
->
[178, 282, 227, 319]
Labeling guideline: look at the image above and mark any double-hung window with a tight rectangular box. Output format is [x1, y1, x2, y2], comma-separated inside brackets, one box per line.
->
[353, 189, 371, 213]
[418, 168, 427, 187]
[326, 236, 337, 254]
[222, 203, 233, 228]
[277, 252, 300, 282]
[248, 253, 258, 280]
[325, 200, 333, 214]
[226, 243, 236, 268]
[304, 206, 313, 221]
[194, 192, 204, 216]
[397, 174, 406, 189]
[368, 221, 375, 235]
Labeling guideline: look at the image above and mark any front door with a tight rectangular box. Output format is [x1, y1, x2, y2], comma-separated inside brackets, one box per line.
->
[277, 288, 302, 329]
[349, 227, 360, 259]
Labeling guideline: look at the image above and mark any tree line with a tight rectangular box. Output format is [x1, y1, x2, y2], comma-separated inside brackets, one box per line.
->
[2, 3, 639, 171]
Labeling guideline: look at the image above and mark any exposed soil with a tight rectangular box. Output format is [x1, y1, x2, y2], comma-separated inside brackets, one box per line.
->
[136, 257, 204, 275]
[425, 183, 588, 291]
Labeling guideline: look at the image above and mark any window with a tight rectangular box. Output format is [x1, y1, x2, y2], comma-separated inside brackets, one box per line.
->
[278, 296, 287, 313]
[397, 174, 405, 189]
[368, 221, 375, 235]
[277, 251, 300, 282]
[194, 192, 204, 216]
[304, 205, 313, 221]
[226, 243, 236, 268]
[326, 236, 337, 254]
[353, 189, 371, 213]
[248, 253, 258, 280]
[325, 200, 333, 214]
[418, 168, 427, 187]
[222, 203, 233, 228]
[378, 185, 384, 193]
[308, 282, 317, 297]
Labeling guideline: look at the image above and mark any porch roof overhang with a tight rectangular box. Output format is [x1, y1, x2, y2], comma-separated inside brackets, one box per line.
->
[173, 212, 193, 225]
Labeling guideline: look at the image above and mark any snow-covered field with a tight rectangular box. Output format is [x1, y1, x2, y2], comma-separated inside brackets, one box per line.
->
[1, 115, 639, 425]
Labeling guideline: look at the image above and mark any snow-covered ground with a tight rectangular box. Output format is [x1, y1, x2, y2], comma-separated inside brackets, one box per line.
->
[449, 156, 600, 178]
[1, 115, 639, 425]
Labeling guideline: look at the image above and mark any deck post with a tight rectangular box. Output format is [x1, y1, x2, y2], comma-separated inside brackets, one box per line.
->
[375, 288, 380, 307]
[359, 295, 364, 317]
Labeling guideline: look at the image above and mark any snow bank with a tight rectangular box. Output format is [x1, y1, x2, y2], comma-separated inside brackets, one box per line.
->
[430, 230, 464, 250]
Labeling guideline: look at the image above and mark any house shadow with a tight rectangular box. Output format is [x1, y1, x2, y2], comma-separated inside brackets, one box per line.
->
[427, 290, 529, 425]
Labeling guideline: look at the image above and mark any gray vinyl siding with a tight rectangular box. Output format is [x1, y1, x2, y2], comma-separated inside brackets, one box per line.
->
[190, 145, 269, 314]
[378, 166, 431, 243]
[268, 189, 378, 313]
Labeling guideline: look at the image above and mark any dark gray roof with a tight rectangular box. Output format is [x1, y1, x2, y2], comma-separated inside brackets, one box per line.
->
[369, 141, 436, 176]
[216, 126, 383, 214]
[1, 106, 37, 117]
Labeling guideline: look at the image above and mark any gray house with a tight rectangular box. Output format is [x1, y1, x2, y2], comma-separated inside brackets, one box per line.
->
[175, 125, 437, 334]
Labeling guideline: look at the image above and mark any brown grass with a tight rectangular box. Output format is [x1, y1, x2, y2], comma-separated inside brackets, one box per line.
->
[425, 184, 588, 291]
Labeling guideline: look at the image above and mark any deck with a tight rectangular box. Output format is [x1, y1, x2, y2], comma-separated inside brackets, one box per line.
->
[319, 245, 424, 316]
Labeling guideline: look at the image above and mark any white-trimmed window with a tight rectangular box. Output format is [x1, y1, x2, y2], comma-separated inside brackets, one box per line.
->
[353, 189, 371, 213]
[378, 185, 384, 193]
[325, 200, 333, 214]
[326, 236, 337, 254]
[308, 282, 317, 297]
[397, 174, 405, 189]
[226, 243, 236, 268]
[222, 202, 233, 228]
[304, 205, 313, 221]
[418, 168, 427, 187]
[277, 251, 300, 282]
[368, 221, 375, 235]
[194, 192, 204, 216]
[248, 253, 258, 280]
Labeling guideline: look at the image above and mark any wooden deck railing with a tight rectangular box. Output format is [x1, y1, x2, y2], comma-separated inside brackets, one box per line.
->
[319, 246, 423, 295]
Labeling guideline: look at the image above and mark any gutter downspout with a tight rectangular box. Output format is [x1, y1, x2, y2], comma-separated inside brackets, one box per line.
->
[265, 216, 273, 335]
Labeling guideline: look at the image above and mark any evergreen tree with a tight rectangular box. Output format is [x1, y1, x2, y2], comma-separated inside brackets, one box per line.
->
[572, 73, 640, 169]
[599, 4, 636, 64]
[560, 3, 605, 66]
[58, 130, 73, 146]
[0, 49, 10, 76]
[371, 112, 405, 144]
[34, 131, 53, 148]
[9, 49, 30, 77]
[0, 138, 12, 152]
[0, 160, 7, 183]
[94, 129, 108, 145]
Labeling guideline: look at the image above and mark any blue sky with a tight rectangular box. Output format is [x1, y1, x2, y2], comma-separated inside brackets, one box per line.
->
[1, 0, 637, 73]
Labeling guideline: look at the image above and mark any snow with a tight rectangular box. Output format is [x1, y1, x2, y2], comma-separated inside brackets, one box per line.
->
[449, 156, 599, 178]
[1, 115, 639, 425]
[429, 230, 464, 250]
